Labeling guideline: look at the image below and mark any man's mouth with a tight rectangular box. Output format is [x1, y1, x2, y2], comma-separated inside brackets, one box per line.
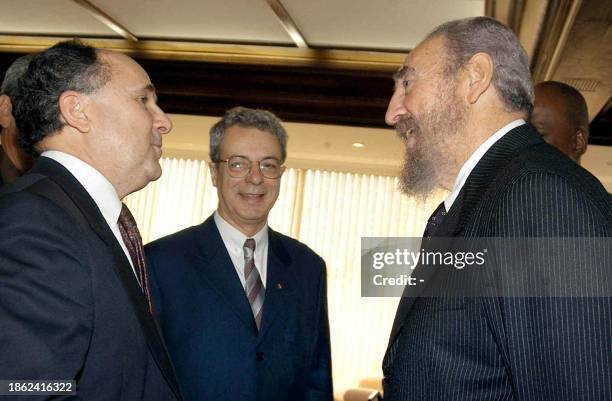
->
[240, 193, 265, 199]
[395, 117, 416, 140]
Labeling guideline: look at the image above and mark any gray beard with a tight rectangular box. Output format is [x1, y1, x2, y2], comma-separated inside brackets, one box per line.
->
[396, 88, 466, 197]
[398, 140, 439, 196]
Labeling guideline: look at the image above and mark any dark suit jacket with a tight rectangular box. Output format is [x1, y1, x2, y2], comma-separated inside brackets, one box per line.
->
[145, 215, 333, 401]
[383, 124, 612, 401]
[0, 157, 181, 401]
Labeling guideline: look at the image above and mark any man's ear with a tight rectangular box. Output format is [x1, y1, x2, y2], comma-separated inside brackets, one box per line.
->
[573, 129, 588, 157]
[209, 161, 219, 187]
[462, 52, 494, 104]
[0, 94, 12, 128]
[58, 91, 90, 133]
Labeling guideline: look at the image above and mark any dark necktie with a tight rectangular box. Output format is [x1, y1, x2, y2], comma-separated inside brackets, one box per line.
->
[423, 201, 447, 239]
[118, 203, 154, 315]
[243, 238, 265, 330]
[384, 201, 448, 371]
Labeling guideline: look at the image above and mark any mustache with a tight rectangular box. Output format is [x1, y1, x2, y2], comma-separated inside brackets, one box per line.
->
[394, 115, 418, 140]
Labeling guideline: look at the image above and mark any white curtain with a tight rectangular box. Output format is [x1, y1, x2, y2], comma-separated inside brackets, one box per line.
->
[125, 157, 447, 391]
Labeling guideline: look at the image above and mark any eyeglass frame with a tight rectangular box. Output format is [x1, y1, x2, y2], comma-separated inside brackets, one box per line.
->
[214, 155, 286, 179]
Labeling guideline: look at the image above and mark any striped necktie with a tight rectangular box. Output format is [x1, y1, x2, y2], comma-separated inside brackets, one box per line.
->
[243, 238, 265, 330]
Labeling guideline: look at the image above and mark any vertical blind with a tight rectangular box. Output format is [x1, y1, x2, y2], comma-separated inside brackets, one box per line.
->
[125, 156, 447, 391]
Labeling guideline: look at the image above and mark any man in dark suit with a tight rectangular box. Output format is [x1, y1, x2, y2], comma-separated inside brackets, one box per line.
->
[0, 54, 35, 186]
[145, 107, 333, 401]
[382, 17, 611, 401]
[0, 40, 181, 400]
[531, 80, 590, 164]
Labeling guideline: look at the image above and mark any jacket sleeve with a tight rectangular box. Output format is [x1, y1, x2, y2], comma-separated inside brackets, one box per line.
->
[482, 172, 612, 401]
[304, 258, 334, 401]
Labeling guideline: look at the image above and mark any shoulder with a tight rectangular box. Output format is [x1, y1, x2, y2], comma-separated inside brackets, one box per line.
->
[0, 174, 82, 231]
[0, 176, 90, 280]
[269, 229, 326, 270]
[145, 223, 207, 259]
[480, 153, 611, 236]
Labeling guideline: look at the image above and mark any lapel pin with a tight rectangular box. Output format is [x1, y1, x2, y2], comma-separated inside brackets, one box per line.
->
[277, 283, 283, 289]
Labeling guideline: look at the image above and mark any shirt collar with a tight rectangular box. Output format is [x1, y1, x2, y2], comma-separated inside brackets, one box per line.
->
[214, 211, 268, 250]
[444, 119, 526, 211]
[41, 150, 122, 227]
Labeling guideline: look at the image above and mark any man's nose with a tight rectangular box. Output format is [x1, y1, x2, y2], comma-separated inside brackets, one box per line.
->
[246, 161, 264, 184]
[154, 105, 173, 135]
[385, 90, 406, 126]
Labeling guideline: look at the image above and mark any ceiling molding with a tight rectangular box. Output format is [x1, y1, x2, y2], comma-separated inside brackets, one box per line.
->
[0, 35, 403, 71]
[530, 0, 582, 82]
[484, 0, 495, 18]
[264, 0, 308, 48]
[71, 0, 138, 42]
[485, 0, 527, 33]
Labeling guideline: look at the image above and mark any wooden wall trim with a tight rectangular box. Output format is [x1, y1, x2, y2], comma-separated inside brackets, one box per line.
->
[0, 35, 404, 71]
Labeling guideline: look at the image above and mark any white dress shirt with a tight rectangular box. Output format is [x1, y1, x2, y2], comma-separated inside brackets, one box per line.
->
[444, 119, 526, 211]
[41, 151, 136, 276]
[214, 211, 268, 289]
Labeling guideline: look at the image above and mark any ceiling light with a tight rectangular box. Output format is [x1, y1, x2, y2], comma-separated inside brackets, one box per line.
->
[352, 142, 365, 148]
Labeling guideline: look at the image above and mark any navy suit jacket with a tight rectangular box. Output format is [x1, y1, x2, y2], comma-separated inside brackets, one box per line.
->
[0, 157, 181, 401]
[145, 215, 333, 401]
[383, 124, 612, 401]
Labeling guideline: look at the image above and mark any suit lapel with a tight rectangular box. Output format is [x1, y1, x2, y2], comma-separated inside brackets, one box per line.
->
[387, 197, 464, 345]
[193, 216, 259, 333]
[387, 123, 545, 348]
[30, 157, 182, 400]
[257, 229, 293, 342]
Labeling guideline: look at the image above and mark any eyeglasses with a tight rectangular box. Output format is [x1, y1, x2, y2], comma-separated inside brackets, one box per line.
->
[216, 156, 285, 179]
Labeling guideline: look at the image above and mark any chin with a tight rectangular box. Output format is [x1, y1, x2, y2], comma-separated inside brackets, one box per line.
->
[144, 164, 163, 183]
[237, 208, 269, 223]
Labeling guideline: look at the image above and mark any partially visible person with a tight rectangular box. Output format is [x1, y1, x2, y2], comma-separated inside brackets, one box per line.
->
[531, 80, 590, 164]
[0, 40, 181, 400]
[146, 106, 333, 401]
[0, 54, 35, 185]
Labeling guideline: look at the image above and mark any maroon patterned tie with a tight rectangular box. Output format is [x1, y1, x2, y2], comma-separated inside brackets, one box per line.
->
[118, 203, 154, 315]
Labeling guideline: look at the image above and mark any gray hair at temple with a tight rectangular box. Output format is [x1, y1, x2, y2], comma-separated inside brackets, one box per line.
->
[1, 54, 35, 97]
[427, 16, 534, 116]
[209, 106, 288, 163]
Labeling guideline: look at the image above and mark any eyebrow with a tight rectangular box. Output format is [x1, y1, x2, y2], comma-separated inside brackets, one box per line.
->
[229, 154, 281, 161]
[140, 83, 158, 101]
[392, 65, 415, 82]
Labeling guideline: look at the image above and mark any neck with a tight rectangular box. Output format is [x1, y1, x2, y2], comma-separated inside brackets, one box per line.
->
[41, 138, 130, 199]
[439, 111, 525, 190]
[217, 209, 267, 237]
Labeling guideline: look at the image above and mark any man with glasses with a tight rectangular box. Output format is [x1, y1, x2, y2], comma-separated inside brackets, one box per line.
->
[145, 107, 333, 401]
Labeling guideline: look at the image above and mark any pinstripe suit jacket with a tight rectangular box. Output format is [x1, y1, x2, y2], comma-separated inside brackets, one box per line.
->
[382, 123, 612, 401]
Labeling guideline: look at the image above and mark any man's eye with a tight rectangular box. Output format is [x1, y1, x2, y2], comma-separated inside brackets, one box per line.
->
[230, 161, 246, 169]
[261, 162, 279, 171]
[139, 96, 149, 104]
[403, 79, 411, 88]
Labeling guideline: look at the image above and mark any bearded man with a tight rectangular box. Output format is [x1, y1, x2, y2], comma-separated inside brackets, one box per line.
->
[382, 17, 611, 401]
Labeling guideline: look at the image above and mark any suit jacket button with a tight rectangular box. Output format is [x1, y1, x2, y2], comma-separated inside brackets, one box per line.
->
[256, 352, 264, 362]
